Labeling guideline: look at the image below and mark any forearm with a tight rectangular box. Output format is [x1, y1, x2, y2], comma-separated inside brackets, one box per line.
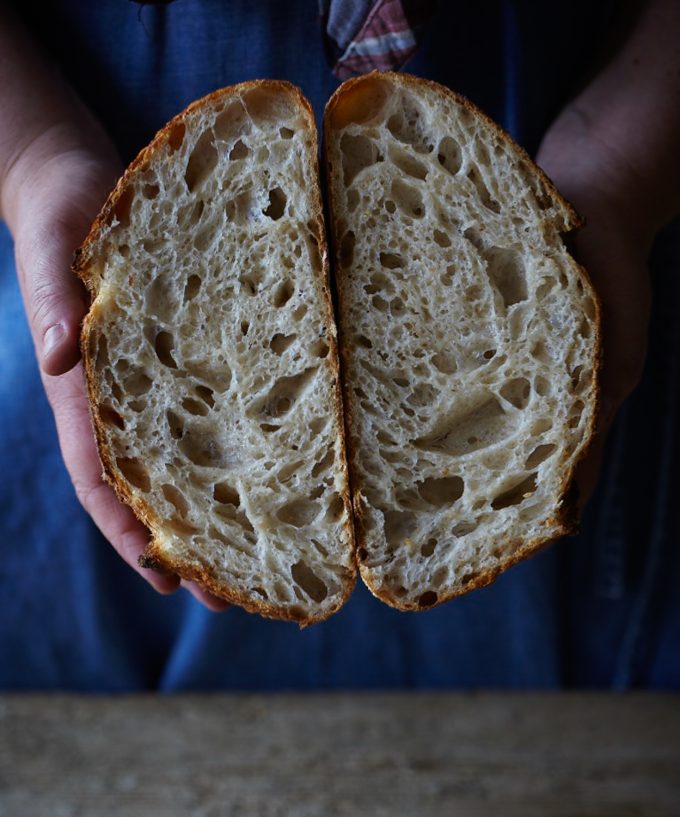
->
[0, 8, 118, 232]
[540, 0, 680, 234]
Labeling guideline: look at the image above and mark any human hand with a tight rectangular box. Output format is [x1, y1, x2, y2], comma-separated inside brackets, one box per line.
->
[3, 141, 229, 610]
[536, 108, 656, 506]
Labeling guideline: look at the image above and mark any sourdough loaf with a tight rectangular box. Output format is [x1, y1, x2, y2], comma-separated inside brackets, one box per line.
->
[75, 81, 356, 624]
[324, 72, 600, 610]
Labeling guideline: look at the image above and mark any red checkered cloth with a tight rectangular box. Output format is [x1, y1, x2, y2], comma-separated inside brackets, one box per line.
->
[320, 0, 437, 80]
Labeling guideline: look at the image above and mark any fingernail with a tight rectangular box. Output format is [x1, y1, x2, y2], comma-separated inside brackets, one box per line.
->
[43, 323, 65, 359]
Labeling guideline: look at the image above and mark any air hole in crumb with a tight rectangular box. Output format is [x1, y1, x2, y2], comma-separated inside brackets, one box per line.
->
[154, 331, 177, 368]
[524, 443, 557, 469]
[279, 126, 294, 139]
[534, 375, 550, 396]
[116, 457, 150, 492]
[421, 538, 437, 557]
[109, 186, 134, 227]
[531, 341, 552, 364]
[168, 516, 199, 536]
[124, 370, 153, 396]
[167, 410, 184, 439]
[389, 146, 428, 180]
[568, 400, 585, 429]
[167, 121, 186, 151]
[185, 130, 218, 192]
[229, 139, 250, 160]
[162, 484, 189, 516]
[570, 365, 584, 388]
[278, 460, 304, 482]
[311, 538, 329, 558]
[467, 167, 501, 213]
[260, 423, 281, 433]
[325, 493, 344, 521]
[311, 448, 334, 478]
[383, 509, 417, 547]
[340, 133, 380, 185]
[483, 349, 496, 360]
[418, 591, 438, 608]
[491, 473, 537, 510]
[356, 335, 373, 349]
[418, 476, 464, 506]
[379, 252, 404, 269]
[253, 368, 317, 419]
[183, 274, 202, 302]
[240, 320, 250, 336]
[179, 427, 229, 468]
[100, 405, 125, 430]
[390, 178, 425, 218]
[239, 270, 263, 296]
[431, 352, 457, 374]
[385, 199, 396, 214]
[463, 227, 484, 251]
[278, 499, 319, 528]
[433, 229, 451, 248]
[311, 339, 330, 358]
[242, 85, 295, 124]
[213, 482, 240, 506]
[453, 521, 477, 536]
[273, 280, 294, 307]
[291, 560, 328, 602]
[142, 183, 160, 200]
[195, 385, 215, 407]
[270, 333, 296, 355]
[263, 187, 287, 220]
[372, 295, 390, 312]
[437, 136, 462, 175]
[440, 265, 456, 286]
[309, 417, 325, 434]
[500, 377, 531, 409]
[292, 303, 307, 321]
[390, 297, 405, 316]
[414, 394, 510, 456]
[182, 397, 209, 416]
[485, 246, 527, 308]
[306, 232, 323, 272]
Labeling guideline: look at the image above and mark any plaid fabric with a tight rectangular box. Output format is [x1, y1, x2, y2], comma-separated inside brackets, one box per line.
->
[320, 0, 436, 80]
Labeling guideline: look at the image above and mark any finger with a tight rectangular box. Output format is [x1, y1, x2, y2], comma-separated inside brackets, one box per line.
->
[15, 216, 91, 377]
[182, 580, 231, 612]
[572, 430, 607, 511]
[42, 362, 180, 594]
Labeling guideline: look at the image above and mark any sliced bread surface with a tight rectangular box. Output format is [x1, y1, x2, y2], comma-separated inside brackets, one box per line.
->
[75, 81, 356, 624]
[324, 72, 600, 610]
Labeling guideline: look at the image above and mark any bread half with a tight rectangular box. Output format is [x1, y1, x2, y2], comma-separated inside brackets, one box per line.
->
[324, 72, 600, 610]
[75, 81, 355, 624]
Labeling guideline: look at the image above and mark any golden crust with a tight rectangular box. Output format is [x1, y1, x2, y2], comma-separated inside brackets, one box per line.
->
[323, 71, 602, 611]
[76, 80, 356, 627]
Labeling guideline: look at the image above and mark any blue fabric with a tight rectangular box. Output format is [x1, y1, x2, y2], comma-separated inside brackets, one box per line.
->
[2, 0, 679, 690]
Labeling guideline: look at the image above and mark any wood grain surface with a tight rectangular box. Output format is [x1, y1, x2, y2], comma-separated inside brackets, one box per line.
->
[0, 693, 678, 817]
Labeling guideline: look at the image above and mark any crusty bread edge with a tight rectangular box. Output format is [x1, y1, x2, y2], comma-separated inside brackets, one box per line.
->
[75, 80, 357, 626]
[323, 71, 602, 611]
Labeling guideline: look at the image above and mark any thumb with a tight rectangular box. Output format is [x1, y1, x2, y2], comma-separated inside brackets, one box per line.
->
[11, 154, 121, 377]
[15, 215, 91, 377]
